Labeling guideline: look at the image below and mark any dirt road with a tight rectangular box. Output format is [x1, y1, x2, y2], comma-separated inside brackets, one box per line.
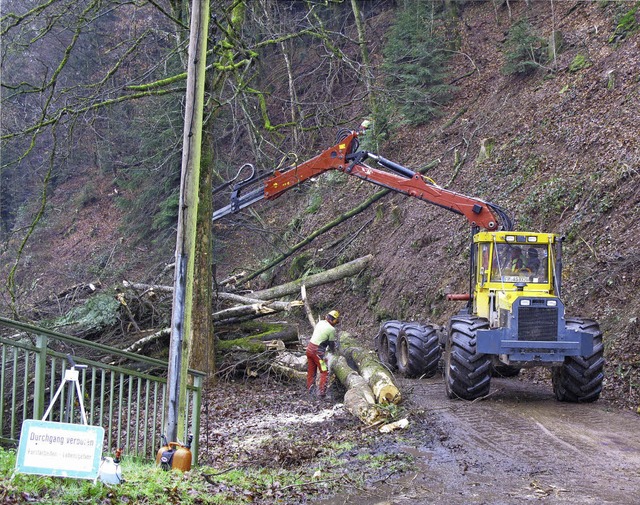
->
[315, 374, 640, 505]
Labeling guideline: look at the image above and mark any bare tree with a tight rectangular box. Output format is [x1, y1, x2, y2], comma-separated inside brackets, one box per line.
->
[1, 0, 375, 374]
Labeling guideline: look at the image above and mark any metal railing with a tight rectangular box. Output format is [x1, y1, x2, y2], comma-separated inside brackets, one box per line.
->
[0, 316, 204, 464]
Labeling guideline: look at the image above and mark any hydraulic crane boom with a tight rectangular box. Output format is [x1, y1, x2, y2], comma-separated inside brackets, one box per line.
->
[212, 126, 513, 231]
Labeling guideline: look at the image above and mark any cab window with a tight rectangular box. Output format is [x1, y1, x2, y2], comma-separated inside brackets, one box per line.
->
[491, 243, 548, 283]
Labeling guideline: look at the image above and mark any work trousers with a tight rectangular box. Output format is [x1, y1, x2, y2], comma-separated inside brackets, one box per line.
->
[306, 342, 328, 396]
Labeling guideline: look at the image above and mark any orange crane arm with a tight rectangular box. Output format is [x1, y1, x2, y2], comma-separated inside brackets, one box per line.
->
[213, 127, 512, 231]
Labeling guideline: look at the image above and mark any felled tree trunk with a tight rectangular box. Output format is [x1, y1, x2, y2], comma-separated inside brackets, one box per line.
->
[215, 292, 302, 312]
[216, 322, 299, 343]
[340, 334, 401, 405]
[273, 352, 307, 371]
[329, 354, 382, 425]
[270, 363, 306, 381]
[249, 255, 373, 300]
[212, 302, 278, 322]
[217, 336, 287, 353]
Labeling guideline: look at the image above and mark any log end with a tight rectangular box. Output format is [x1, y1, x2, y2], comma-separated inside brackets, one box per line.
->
[344, 389, 382, 425]
[377, 385, 402, 405]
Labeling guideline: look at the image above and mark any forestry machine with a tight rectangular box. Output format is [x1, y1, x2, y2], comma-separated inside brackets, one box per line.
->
[212, 123, 604, 403]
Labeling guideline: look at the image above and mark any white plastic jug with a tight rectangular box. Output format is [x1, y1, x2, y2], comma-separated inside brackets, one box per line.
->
[98, 450, 123, 485]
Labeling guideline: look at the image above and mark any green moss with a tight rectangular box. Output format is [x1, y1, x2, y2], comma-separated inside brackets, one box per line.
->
[51, 292, 120, 331]
[289, 251, 315, 278]
[609, 4, 639, 43]
[569, 54, 591, 72]
[216, 335, 269, 353]
[502, 19, 546, 75]
[305, 192, 322, 214]
[375, 204, 385, 221]
[391, 205, 402, 226]
[520, 175, 583, 222]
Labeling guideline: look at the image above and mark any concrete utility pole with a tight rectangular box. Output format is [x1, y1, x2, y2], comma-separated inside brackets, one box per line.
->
[166, 0, 210, 444]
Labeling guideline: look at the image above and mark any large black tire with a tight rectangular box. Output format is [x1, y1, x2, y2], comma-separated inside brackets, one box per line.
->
[552, 318, 605, 403]
[444, 315, 493, 400]
[395, 323, 442, 378]
[492, 364, 522, 378]
[374, 320, 402, 370]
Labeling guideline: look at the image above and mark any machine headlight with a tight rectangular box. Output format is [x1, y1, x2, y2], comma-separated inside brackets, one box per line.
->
[521, 300, 531, 306]
[547, 300, 557, 307]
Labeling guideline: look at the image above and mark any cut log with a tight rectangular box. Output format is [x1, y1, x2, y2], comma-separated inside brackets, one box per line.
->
[219, 271, 247, 287]
[212, 300, 303, 322]
[122, 280, 172, 294]
[216, 322, 300, 343]
[340, 334, 401, 405]
[249, 255, 373, 300]
[216, 292, 301, 312]
[329, 354, 383, 425]
[56, 281, 102, 299]
[300, 285, 318, 329]
[217, 336, 288, 353]
[273, 352, 307, 371]
[213, 302, 277, 321]
[122, 328, 171, 354]
[270, 363, 306, 381]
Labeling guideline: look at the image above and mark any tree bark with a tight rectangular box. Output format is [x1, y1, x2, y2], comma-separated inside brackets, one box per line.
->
[217, 335, 285, 353]
[213, 301, 303, 324]
[270, 363, 307, 381]
[166, 0, 210, 443]
[329, 354, 383, 425]
[249, 254, 373, 300]
[340, 334, 401, 405]
[216, 322, 299, 342]
[191, 127, 215, 376]
[216, 292, 302, 312]
[122, 328, 171, 354]
[123, 281, 173, 294]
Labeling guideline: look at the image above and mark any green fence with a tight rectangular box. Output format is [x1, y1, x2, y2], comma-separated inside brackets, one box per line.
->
[0, 316, 203, 464]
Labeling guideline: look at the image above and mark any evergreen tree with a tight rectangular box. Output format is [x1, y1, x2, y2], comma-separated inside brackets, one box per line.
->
[382, 1, 454, 126]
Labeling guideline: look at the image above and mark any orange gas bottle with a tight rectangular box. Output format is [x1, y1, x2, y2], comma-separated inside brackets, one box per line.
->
[156, 435, 193, 472]
[171, 440, 193, 472]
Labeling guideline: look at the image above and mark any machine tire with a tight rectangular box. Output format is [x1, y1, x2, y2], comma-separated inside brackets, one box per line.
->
[395, 323, 442, 378]
[374, 320, 402, 370]
[444, 315, 492, 400]
[492, 364, 522, 378]
[552, 318, 604, 403]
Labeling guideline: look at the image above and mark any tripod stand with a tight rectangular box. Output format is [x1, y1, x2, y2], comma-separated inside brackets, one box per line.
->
[42, 355, 88, 425]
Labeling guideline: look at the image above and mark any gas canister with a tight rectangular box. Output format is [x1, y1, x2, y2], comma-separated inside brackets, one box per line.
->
[156, 435, 193, 471]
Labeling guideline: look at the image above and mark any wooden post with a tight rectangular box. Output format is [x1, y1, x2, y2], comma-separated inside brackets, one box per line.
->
[166, 0, 210, 444]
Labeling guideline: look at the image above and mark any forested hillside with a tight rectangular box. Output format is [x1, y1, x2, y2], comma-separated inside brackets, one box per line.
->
[1, 1, 638, 410]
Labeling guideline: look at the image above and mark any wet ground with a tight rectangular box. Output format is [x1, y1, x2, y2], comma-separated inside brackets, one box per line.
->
[199, 370, 640, 504]
[313, 374, 640, 505]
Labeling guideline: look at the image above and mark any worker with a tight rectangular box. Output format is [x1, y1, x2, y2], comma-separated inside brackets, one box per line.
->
[306, 310, 339, 399]
[510, 247, 524, 272]
[525, 248, 541, 273]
